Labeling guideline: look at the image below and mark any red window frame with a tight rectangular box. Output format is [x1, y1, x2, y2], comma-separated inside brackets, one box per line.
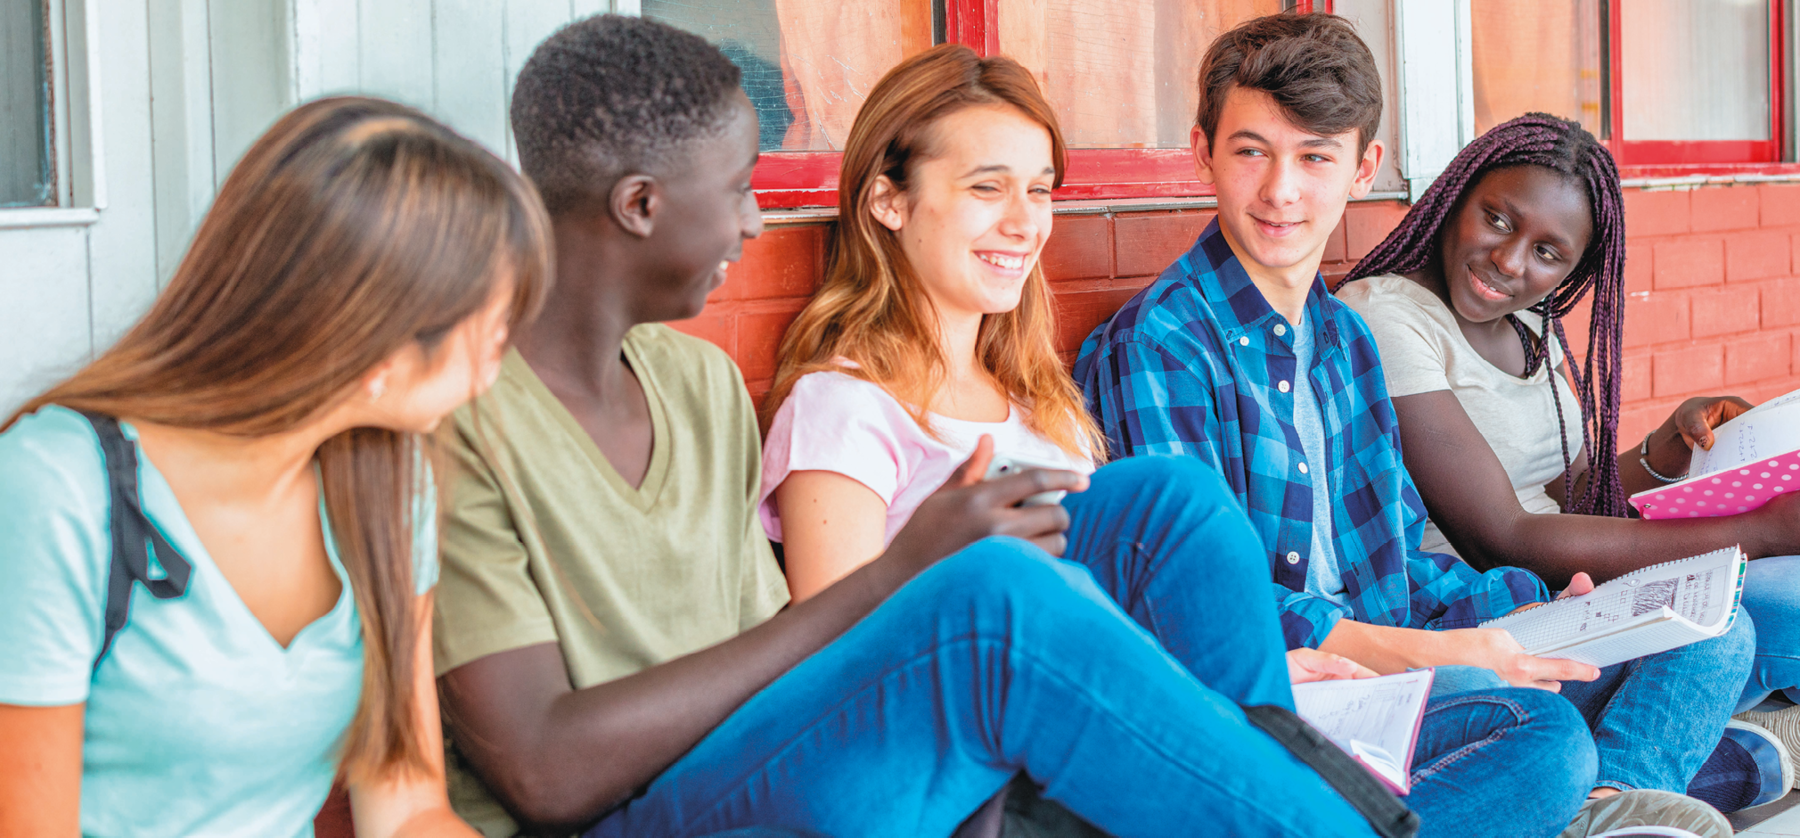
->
[750, 0, 1327, 208]
[1606, 0, 1788, 172]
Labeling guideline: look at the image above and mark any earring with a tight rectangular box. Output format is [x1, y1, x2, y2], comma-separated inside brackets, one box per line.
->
[369, 376, 387, 400]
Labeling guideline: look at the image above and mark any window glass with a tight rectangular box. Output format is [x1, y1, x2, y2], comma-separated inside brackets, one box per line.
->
[995, 0, 1281, 149]
[644, 0, 934, 152]
[1, 0, 52, 207]
[1621, 0, 1770, 141]
[1469, 0, 1603, 136]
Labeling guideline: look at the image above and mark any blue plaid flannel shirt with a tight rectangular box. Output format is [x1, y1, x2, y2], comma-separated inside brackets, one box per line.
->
[1073, 220, 1548, 649]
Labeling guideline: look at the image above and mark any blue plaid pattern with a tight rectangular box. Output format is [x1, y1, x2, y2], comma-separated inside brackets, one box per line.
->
[1073, 220, 1548, 649]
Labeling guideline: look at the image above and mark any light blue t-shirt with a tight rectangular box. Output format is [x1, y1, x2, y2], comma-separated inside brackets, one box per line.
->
[0, 405, 438, 838]
[1291, 317, 1347, 605]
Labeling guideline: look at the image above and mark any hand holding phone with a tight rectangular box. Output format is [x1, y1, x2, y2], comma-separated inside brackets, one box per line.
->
[983, 455, 1073, 507]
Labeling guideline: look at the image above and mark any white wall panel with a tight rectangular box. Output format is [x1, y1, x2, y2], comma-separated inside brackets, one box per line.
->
[432, 0, 510, 154]
[0, 227, 92, 412]
[360, 0, 437, 111]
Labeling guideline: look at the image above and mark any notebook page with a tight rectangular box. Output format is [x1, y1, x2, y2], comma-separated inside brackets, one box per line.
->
[1482, 548, 1741, 661]
[1537, 614, 1713, 668]
[1689, 394, 1800, 477]
[1292, 669, 1433, 789]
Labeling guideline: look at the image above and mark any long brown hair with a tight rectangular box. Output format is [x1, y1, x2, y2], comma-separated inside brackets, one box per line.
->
[5, 96, 552, 781]
[763, 44, 1100, 457]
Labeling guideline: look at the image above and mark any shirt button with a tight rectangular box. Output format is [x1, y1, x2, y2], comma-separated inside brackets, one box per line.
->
[1274, 324, 1288, 337]
[1239, 336, 1251, 346]
[1278, 380, 1291, 393]
[1286, 551, 1301, 564]
[1298, 462, 1309, 474]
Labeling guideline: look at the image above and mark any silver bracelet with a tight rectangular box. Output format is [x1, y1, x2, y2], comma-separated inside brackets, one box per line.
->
[1639, 431, 1688, 483]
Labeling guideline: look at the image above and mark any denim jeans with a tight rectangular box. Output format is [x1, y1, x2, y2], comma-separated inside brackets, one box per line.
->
[581, 540, 1376, 837]
[1556, 613, 1756, 792]
[1062, 457, 1594, 838]
[1739, 555, 1800, 710]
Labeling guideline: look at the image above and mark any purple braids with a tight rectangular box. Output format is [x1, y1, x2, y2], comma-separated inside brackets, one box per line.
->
[1343, 113, 1630, 517]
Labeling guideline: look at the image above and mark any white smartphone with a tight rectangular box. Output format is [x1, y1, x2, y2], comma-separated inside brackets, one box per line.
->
[983, 455, 1072, 507]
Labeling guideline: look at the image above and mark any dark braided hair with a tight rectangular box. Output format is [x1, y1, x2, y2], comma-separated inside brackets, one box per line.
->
[1343, 113, 1629, 517]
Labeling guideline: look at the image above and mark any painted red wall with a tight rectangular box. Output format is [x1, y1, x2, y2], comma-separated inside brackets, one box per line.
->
[675, 184, 1800, 451]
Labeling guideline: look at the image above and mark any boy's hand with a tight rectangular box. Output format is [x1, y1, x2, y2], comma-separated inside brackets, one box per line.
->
[1432, 628, 1600, 691]
[881, 436, 1088, 576]
[1286, 648, 1378, 684]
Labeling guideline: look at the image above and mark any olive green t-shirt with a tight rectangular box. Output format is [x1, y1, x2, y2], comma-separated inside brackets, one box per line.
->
[433, 326, 791, 837]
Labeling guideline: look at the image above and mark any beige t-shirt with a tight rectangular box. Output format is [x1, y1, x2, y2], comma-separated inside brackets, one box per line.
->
[1336, 273, 1584, 557]
[433, 327, 791, 837]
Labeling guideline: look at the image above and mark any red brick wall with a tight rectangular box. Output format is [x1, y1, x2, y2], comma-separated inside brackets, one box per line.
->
[678, 188, 1800, 446]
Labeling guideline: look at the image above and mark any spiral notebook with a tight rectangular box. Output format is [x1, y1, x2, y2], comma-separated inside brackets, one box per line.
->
[1631, 388, 1800, 520]
[1292, 669, 1435, 795]
[1478, 546, 1746, 669]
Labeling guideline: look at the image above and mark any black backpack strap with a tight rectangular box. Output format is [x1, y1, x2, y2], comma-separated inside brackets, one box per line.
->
[1243, 704, 1421, 838]
[80, 411, 194, 670]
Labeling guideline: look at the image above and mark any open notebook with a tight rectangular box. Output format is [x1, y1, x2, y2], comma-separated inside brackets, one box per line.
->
[1292, 669, 1434, 795]
[1632, 387, 1800, 519]
[1479, 547, 1745, 669]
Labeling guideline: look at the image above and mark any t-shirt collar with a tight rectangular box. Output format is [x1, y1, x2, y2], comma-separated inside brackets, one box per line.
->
[1185, 218, 1341, 350]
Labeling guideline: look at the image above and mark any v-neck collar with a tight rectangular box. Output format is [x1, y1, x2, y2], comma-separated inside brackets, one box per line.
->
[508, 336, 672, 513]
[118, 420, 354, 656]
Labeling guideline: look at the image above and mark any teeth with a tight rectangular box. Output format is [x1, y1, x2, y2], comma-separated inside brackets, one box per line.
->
[978, 253, 1025, 270]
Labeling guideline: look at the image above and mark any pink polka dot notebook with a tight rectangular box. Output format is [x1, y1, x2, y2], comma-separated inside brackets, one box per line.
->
[1630, 391, 1800, 520]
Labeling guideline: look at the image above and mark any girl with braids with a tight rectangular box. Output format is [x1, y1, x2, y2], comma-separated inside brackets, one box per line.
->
[1339, 112, 1800, 808]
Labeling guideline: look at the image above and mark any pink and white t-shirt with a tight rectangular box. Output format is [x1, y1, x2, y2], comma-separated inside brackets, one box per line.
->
[759, 370, 1094, 547]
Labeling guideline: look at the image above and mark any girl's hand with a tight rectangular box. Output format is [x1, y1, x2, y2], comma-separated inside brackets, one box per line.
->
[1650, 397, 1754, 474]
[1286, 648, 1378, 684]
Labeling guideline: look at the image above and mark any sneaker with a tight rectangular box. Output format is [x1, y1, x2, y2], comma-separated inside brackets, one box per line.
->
[1736, 702, 1800, 788]
[1555, 789, 1729, 838]
[1686, 719, 1793, 811]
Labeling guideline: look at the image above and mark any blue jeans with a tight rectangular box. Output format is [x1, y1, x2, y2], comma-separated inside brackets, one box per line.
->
[1739, 555, 1800, 710]
[1555, 613, 1756, 792]
[582, 538, 1375, 838]
[1062, 457, 1593, 838]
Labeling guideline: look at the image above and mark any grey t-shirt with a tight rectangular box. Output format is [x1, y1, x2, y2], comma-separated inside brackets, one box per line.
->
[1292, 316, 1347, 605]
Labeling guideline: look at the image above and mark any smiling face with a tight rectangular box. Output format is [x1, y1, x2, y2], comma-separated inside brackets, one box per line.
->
[643, 91, 763, 321]
[1195, 87, 1381, 288]
[1434, 165, 1594, 324]
[362, 272, 516, 433]
[869, 104, 1056, 321]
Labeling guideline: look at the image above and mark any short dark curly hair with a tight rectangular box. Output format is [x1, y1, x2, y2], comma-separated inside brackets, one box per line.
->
[1196, 12, 1382, 154]
[510, 14, 744, 215]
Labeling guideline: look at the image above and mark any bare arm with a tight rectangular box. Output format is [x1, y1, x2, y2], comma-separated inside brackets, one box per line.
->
[1390, 389, 1800, 587]
[776, 471, 890, 602]
[349, 593, 480, 838]
[437, 440, 1087, 832]
[1318, 616, 1599, 692]
[0, 703, 82, 837]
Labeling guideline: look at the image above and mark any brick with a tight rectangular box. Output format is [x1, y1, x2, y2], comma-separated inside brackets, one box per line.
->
[1724, 230, 1791, 282]
[1622, 351, 1652, 403]
[735, 308, 804, 381]
[1114, 211, 1213, 277]
[1765, 281, 1800, 328]
[1793, 233, 1800, 275]
[1794, 328, 1800, 373]
[1651, 238, 1725, 289]
[1689, 185, 1760, 232]
[1623, 292, 1689, 348]
[1760, 183, 1800, 227]
[1652, 344, 1724, 398]
[1726, 332, 1791, 385]
[1052, 287, 1144, 355]
[1345, 201, 1408, 260]
[1689, 288, 1761, 338]
[1623, 188, 1691, 237]
[1041, 214, 1113, 281]
[1620, 403, 1675, 447]
[1624, 241, 1654, 296]
[667, 309, 737, 357]
[720, 225, 825, 302]
[1560, 295, 1594, 359]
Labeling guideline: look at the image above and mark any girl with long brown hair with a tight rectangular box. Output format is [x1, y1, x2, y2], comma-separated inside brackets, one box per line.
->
[0, 96, 550, 837]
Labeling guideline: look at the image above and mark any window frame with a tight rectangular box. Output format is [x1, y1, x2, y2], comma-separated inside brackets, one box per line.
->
[745, 0, 1327, 209]
[1606, 0, 1789, 169]
[0, 0, 106, 229]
